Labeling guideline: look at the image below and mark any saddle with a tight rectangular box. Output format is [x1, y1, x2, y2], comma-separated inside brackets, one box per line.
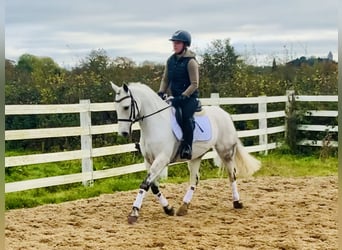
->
[171, 101, 211, 142]
[135, 101, 211, 156]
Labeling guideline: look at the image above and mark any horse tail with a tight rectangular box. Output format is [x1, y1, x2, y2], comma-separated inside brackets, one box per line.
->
[234, 139, 261, 178]
[214, 139, 261, 178]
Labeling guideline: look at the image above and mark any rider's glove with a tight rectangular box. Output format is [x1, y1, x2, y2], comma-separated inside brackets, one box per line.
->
[157, 92, 166, 100]
[171, 95, 187, 107]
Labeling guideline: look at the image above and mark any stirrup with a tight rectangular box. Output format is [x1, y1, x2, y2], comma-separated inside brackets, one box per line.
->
[180, 144, 192, 159]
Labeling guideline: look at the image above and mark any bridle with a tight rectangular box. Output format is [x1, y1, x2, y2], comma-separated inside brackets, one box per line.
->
[114, 88, 172, 124]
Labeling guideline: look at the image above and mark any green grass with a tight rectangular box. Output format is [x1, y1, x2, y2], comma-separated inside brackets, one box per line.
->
[5, 161, 82, 182]
[255, 153, 338, 177]
[5, 152, 338, 210]
[5, 174, 145, 210]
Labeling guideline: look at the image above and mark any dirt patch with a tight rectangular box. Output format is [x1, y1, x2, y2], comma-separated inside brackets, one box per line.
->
[5, 176, 337, 250]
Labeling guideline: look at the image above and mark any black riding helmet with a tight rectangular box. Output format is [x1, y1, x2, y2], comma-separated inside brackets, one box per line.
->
[169, 30, 191, 47]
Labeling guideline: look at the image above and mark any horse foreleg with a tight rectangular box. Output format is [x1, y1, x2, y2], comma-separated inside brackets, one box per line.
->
[176, 158, 201, 216]
[151, 182, 174, 216]
[176, 186, 194, 216]
[145, 153, 170, 185]
[128, 154, 171, 223]
[128, 176, 150, 224]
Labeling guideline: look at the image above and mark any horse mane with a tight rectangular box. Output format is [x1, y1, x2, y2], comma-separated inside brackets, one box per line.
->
[127, 82, 163, 104]
[127, 82, 155, 94]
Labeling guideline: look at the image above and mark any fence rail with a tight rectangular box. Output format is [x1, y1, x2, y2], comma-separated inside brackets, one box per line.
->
[5, 93, 338, 193]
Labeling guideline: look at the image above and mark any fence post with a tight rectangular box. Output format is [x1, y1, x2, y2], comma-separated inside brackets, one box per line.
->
[258, 96, 268, 155]
[210, 93, 220, 106]
[285, 90, 296, 151]
[80, 99, 94, 186]
[258, 95, 268, 155]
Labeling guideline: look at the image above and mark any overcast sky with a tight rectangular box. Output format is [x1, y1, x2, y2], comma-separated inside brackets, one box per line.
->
[5, 0, 338, 68]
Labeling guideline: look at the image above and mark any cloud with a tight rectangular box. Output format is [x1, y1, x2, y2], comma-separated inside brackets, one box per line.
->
[5, 0, 338, 67]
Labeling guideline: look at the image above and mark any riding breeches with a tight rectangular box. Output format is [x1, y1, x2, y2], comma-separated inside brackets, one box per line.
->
[177, 97, 198, 146]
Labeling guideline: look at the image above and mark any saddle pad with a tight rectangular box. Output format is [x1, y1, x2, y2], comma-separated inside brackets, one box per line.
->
[171, 110, 212, 142]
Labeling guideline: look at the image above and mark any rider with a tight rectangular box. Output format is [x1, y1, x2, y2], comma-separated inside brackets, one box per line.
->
[158, 30, 199, 159]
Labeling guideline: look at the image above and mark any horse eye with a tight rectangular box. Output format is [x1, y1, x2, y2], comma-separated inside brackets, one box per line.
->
[123, 106, 129, 111]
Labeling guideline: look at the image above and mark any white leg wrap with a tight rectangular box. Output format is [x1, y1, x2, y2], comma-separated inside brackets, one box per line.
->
[232, 181, 240, 201]
[133, 189, 146, 209]
[183, 186, 195, 204]
[155, 192, 169, 207]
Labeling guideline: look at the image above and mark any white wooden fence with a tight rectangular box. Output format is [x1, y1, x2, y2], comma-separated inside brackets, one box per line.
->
[5, 93, 338, 193]
[293, 95, 338, 147]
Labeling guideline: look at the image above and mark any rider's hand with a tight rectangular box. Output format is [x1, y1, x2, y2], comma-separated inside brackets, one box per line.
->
[171, 95, 187, 107]
[157, 92, 166, 100]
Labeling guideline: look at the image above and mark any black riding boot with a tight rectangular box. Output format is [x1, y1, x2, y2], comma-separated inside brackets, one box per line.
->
[180, 118, 195, 159]
[180, 143, 192, 159]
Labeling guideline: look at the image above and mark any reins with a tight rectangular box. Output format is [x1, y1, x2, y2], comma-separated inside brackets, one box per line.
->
[136, 105, 172, 122]
[115, 88, 172, 123]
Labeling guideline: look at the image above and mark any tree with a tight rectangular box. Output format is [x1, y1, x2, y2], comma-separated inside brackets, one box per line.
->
[200, 39, 239, 95]
[272, 58, 277, 71]
[80, 49, 111, 76]
[113, 56, 136, 68]
[5, 59, 16, 81]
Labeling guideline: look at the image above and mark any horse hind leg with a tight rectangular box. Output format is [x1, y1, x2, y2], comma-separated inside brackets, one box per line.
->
[216, 145, 243, 209]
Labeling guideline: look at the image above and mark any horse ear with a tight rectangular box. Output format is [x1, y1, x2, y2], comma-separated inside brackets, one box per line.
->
[110, 81, 120, 93]
[123, 83, 129, 93]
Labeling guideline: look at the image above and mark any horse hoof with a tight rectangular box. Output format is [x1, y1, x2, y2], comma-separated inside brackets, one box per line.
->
[128, 207, 139, 224]
[233, 200, 243, 209]
[163, 205, 175, 216]
[128, 215, 138, 224]
[176, 203, 189, 216]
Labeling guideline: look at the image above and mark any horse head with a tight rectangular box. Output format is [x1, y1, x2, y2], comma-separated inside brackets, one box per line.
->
[110, 81, 140, 137]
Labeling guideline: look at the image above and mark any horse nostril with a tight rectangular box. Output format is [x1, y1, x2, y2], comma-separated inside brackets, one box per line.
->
[121, 132, 129, 137]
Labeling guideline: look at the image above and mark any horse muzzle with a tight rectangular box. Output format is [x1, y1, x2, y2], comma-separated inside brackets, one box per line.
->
[117, 121, 132, 138]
